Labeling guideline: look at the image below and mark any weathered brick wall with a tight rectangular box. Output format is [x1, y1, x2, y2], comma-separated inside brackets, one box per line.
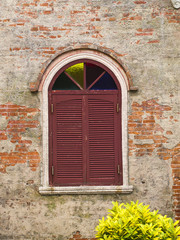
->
[0, 0, 179, 239]
[0, 103, 40, 173]
[129, 99, 180, 222]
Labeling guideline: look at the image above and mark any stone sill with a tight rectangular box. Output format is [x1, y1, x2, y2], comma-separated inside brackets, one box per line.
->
[39, 185, 133, 195]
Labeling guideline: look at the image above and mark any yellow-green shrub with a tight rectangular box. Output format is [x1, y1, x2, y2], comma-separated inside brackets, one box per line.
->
[96, 201, 180, 240]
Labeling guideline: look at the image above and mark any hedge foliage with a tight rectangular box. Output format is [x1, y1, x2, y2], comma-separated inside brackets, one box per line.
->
[96, 201, 180, 240]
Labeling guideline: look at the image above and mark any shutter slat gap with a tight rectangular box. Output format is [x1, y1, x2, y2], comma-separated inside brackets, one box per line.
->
[52, 166, 54, 176]
[116, 103, 119, 113]
[117, 165, 120, 175]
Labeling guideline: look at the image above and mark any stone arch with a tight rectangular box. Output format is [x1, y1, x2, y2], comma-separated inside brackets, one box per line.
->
[38, 47, 133, 194]
[29, 43, 137, 92]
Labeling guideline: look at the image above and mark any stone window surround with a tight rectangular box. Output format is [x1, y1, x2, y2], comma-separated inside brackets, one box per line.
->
[38, 49, 133, 195]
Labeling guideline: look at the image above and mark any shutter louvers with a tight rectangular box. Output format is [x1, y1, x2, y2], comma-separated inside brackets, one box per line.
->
[87, 95, 118, 185]
[52, 95, 84, 186]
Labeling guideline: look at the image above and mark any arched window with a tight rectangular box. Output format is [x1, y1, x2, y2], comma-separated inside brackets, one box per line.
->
[48, 60, 122, 186]
[39, 50, 133, 194]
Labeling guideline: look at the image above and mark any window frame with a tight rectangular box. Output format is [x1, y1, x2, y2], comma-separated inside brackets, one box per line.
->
[48, 59, 122, 187]
[39, 51, 133, 195]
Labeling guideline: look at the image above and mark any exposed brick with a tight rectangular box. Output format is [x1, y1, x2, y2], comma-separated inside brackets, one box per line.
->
[109, 17, 116, 21]
[129, 99, 180, 221]
[69, 231, 95, 240]
[0, 103, 40, 173]
[134, 1, 146, 4]
[31, 26, 39, 31]
[147, 40, 160, 44]
[43, 10, 52, 14]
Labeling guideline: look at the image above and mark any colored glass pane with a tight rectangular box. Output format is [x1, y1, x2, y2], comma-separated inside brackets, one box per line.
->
[52, 72, 80, 90]
[65, 63, 84, 88]
[86, 63, 105, 88]
[90, 72, 117, 90]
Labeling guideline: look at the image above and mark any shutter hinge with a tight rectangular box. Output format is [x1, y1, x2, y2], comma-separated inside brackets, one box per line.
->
[52, 166, 54, 176]
[117, 165, 120, 175]
[116, 103, 119, 113]
[51, 104, 53, 113]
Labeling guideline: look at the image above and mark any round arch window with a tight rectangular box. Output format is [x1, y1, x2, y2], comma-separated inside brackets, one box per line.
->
[48, 60, 122, 186]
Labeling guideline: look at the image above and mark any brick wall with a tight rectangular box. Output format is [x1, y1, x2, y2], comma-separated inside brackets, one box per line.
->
[0, 0, 179, 239]
[0, 103, 40, 173]
[128, 99, 180, 222]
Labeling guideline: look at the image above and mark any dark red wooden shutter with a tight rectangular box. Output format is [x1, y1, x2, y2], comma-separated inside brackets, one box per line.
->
[50, 93, 120, 186]
[86, 94, 119, 185]
[52, 95, 84, 186]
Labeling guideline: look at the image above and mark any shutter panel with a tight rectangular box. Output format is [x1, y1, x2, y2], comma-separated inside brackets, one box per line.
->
[52, 95, 84, 186]
[87, 94, 119, 185]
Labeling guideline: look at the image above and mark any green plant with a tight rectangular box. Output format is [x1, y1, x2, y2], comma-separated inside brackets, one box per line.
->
[96, 201, 180, 240]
